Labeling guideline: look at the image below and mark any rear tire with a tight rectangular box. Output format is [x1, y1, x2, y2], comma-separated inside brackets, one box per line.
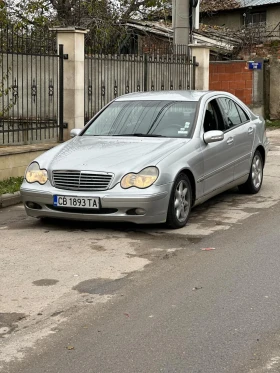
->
[166, 173, 192, 229]
[238, 150, 263, 194]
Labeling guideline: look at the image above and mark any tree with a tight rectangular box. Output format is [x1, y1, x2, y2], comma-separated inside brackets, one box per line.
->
[3, 0, 116, 27]
[1, 0, 170, 50]
[2, 0, 170, 27]
[120, 0, 170, 20]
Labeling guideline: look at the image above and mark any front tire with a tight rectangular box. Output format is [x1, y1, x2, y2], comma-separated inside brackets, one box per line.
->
[238, 150, 263, 194]
[166, 173, 192, 229]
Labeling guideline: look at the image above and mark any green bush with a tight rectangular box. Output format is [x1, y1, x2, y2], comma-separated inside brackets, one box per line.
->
[0, 177, 23, 195]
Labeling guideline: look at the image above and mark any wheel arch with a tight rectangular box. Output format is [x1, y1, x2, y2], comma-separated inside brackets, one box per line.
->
[176, 168, 196, 206]
[255, 145, 266, 166]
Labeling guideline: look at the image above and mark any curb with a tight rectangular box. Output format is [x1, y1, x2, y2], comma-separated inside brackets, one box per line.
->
[0, 192, 22, 208]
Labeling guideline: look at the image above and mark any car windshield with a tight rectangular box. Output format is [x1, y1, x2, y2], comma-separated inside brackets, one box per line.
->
[83, 100, 197, 138]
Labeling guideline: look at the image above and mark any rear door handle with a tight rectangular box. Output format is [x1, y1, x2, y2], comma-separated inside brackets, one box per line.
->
[227, 137, 234, 145]
[248, 127, 254, 135]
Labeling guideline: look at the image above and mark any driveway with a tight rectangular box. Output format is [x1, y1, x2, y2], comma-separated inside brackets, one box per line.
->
[1, 129, 280, 371]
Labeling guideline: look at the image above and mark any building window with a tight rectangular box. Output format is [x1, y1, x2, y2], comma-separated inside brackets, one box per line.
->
[245, 11, 266, 26]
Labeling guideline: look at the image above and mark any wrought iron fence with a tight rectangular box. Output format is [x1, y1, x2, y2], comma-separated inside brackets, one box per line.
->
[85, 42, 196, 123]
[0, 24, 64, 145]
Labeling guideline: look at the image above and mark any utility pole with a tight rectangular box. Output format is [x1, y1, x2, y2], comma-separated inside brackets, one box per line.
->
[172, 0, 190, 46]
[194, 0, 200, 30]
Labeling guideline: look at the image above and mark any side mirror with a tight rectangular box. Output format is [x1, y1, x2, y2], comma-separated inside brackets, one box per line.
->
[70, 128, 82, 138]
[204, 130, 224, 144]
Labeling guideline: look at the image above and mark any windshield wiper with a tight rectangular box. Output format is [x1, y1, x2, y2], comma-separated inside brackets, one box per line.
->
[111, 133, 166, 137]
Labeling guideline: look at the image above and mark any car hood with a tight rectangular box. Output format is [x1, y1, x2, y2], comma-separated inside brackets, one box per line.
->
[37, 136, 189, 182]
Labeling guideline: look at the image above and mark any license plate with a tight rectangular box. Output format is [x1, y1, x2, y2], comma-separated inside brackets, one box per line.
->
[53, 195, 100, 209]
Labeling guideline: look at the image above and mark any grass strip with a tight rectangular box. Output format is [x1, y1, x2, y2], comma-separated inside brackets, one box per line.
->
[0, 177, 23, 195]
[266, 120, 280, 128]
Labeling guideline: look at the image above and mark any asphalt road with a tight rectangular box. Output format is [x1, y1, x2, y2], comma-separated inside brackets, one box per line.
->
[6, 198, 280, 373]
[1, 129, 280, 373]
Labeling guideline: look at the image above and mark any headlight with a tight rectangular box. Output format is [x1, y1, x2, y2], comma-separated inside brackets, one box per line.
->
[25, 162, 48, 185]
[121, 167, 159, 189]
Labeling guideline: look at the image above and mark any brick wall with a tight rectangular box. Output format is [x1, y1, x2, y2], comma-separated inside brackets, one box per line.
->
[209, 61, 253, 105]
[139, 35, 172, 54]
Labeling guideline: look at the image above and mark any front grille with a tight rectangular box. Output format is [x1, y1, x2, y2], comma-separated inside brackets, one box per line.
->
[52, 171, 113, 191]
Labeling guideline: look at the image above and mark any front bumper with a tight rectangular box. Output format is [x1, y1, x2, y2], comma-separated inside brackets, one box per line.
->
[20, 181, 172, 224]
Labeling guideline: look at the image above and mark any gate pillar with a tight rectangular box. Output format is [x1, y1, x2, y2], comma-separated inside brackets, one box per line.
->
[189, 44, 210, 91]
[50, 27, 88, 140]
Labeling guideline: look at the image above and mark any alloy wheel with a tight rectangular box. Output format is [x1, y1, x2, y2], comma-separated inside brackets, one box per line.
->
[252, 154, 263, 189]
[174, 180, 190, 222]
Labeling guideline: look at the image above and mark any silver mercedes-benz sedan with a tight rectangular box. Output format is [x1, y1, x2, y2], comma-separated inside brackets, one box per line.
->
[20, 91, 269, 228]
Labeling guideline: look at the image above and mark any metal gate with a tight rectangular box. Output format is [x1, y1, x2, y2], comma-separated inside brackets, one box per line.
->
[0, 25, 64, 145]
[85, 44, 196, 123]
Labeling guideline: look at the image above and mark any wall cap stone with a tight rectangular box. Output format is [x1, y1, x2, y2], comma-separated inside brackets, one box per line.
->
[49, 27, 89, 34]
[189, 44, 211, 49]
[0, 143, 58, 157]
[210, 60, 247, 64]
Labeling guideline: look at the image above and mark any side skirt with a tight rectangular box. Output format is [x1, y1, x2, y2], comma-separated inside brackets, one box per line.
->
[193, 175, 249, 207]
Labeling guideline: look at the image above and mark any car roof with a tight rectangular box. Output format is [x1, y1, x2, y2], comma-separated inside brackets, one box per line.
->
[115, 90, 210, 102]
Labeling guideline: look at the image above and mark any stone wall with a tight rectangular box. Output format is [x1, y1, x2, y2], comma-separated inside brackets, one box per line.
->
[0, 144, 57, 181]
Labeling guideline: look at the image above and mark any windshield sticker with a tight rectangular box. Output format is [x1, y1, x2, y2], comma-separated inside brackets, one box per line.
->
[180, 123, 190, 131]
[178, 130, 188, 135]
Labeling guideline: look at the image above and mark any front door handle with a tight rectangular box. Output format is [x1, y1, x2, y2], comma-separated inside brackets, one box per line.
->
[248, 127, 254, 135]
[227, 137, 234, 145]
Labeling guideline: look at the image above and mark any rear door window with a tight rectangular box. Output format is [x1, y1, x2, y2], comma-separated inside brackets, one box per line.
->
[218, 98, 242, 130]
[236, 103, 250, 123]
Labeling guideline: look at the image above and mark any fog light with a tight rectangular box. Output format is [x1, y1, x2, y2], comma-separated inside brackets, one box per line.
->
[26, 202, 42, 210]
[135, 208, 146, 215]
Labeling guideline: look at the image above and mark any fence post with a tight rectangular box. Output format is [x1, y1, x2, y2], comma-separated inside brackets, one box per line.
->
[50, 27, 88, 140]
[144, 54, 148, 92]
[58, 44, 64, 142]
[189, 44, 210, 90]
[192, 56, 197, 90]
